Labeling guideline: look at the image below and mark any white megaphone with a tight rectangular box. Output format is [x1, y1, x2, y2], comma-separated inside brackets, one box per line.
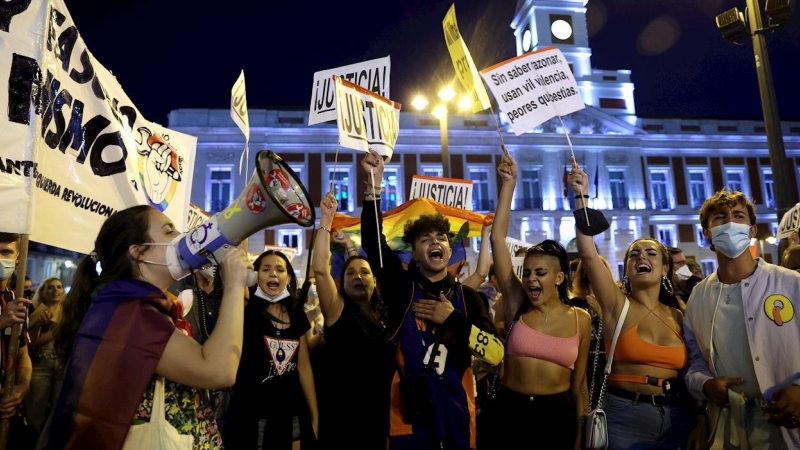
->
[168, 151, 315, 286]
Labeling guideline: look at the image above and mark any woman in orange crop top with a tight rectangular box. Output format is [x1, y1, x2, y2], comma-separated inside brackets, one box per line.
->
[484, 150, 592, 450]
[568, 158, 708, 450]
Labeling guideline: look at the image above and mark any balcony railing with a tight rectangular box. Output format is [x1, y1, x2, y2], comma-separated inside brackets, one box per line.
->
[473, 199, 496, 212]
[610, 197, 629, 210]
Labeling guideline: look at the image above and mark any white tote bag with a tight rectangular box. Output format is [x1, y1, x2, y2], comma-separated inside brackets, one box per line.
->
[123, 377, 194, 450]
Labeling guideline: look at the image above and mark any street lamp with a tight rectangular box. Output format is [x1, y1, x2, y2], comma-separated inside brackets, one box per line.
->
[411, 86, 473, 178]
[715, 0, 798, 250]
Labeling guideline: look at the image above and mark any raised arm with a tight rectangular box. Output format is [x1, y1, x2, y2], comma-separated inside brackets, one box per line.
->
[155, 247, 250, 389]
[331, 231, 359, 260]
[313, 192, 345, 326]
[359, 149, 404, 278]
[489, 148, 527, 323]
[568, 156, 625, 319]
[462, 220, 493, 290]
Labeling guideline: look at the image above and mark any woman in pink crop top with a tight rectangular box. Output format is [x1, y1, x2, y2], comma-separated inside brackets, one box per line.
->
[482, 150, 592, 450]
[568, 159, 707, 450]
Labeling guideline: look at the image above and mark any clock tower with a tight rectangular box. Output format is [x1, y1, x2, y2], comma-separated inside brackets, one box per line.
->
[511, 0, 636, 121]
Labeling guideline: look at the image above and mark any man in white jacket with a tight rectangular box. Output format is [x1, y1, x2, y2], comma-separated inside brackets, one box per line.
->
[684, 190, 800, 449]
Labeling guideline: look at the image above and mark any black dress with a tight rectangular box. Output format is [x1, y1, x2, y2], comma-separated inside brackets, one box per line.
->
[227, 299, 312, 449]
[316, 299, 394, 449]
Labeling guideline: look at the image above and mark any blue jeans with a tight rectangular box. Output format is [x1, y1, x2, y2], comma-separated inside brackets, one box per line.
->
[605, 392, 693, 450]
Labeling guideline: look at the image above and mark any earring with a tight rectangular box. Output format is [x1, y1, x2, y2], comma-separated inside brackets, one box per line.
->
[661, 275, 674, 295]
[622, 275, 631, 295]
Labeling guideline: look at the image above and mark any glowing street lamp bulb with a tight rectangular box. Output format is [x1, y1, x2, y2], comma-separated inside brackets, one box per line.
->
[766, 236, 777, 245]
[411, 96, 429, 111]
[432, 104, 447, 120]
[438, 87, 456, 102]
[458, 95, 472, 111]
[64, 260, 74, 269]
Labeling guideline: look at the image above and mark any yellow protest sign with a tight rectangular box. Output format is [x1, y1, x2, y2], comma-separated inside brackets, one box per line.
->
[443, 4, 491, 113]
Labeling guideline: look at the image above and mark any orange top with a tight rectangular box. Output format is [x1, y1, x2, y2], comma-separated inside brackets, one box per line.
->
[605, 309, 687, 371]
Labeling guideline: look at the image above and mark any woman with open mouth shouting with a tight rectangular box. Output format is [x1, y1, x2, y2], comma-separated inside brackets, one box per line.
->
[311, 191, 393, 449]
[568, 157, 707, 450]
[486, 148, 592, 450]
[227, 250, 318, 449]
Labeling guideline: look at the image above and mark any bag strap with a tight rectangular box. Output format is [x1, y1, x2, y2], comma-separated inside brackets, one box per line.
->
[151, 376, 167, 422]
[595, 297, 630, 408]
[587, 315, 603, 409]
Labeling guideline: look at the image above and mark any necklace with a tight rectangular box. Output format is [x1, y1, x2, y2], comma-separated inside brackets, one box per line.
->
[537, 309, 548, 323]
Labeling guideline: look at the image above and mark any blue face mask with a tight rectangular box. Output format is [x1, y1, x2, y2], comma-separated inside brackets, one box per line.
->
[710, 222, 752, 259]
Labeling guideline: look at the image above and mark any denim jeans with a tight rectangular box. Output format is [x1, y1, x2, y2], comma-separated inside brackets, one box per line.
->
[24, 348, 62, 434]
[605, 392, 693, 450]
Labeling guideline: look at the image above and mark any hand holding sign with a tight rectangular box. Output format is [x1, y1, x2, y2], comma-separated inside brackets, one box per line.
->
[497, 151, 517, 183]
[568, 156, 588, 197]
[360, 148, 385, 180]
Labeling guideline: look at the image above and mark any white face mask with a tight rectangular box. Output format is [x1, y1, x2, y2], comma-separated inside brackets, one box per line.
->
[198, 266, 216, 280]
[140, 235, 191, 281]
[0, 259, 15, 281]
[675, 265, 693, 281]
[710, 222, 752, 259]
[255, 285, 290, 303]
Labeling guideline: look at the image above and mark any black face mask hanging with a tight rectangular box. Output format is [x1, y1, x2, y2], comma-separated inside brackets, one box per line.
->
[573, 207, 610, 236]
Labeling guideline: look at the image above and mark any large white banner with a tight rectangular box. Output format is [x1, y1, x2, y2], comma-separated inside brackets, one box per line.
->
[334, 76, 400, 159]
[0, 0, 49, 233]
[19, 0, 196, 252]
[443, 4, 490, 114]
[480, 46, 585, 135]
[408, 175, 473, 210]
[308, 56, 390, 126]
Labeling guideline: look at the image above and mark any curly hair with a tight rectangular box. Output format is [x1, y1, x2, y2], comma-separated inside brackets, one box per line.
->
[401, 213, 453, 249]
[699, 189, 756, 228]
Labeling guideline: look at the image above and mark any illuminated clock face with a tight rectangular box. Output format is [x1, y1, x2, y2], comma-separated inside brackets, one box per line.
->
[522, 29, 532, 52]
[551, 19, 573, 41]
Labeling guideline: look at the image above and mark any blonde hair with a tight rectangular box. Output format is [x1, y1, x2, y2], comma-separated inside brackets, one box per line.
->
[32, 276, 63, 308]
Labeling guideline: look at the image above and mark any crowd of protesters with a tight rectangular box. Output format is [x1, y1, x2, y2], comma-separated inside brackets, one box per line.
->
[0, 148, 798, 450]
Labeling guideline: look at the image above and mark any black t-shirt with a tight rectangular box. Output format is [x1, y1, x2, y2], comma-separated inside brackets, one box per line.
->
[235, 298, 311, 419]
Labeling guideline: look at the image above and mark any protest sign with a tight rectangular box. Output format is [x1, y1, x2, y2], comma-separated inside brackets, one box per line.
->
[777, 202, 800, 240]
[443, 4, 490, 113]
[506, 236, 531, 257]
[0, 0, 49, 233]
[308, 56, 390, 126]
[408, 175, 473, 210]
[186, 203, 211, 233]
[480, 46, 585, 135]
[13, 0, 197, 253]
[263, 244, 297, 262]
[334, 76, 400, 159]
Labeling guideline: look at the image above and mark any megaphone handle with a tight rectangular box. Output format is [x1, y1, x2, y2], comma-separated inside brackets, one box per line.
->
[209, 244, 258, 287]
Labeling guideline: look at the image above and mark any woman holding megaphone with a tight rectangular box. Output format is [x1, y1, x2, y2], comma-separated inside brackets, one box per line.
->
[43, 205, 252, 450]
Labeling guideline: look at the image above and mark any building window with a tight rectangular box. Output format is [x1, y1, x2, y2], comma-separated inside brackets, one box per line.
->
[599, 98, 627, 109]
[421, 165, 443, 178]
[518, 167, 542, 209]
[655, 225, 677, 247]
[649, 168, 672, 210]
[608, 168, 627, 209]
[701, 259, 717, 277]
[206, 165, 234, 213]
[688, 168, 709, 209]
[328, 167, 353, 213]
[471, 236, 484, 254]
[763, 169, 775, 208]
[276, 229, 303, 256]
[382, 165, 403, 211]
[724, 168, 746, 195]
[288, 164, 305, 188]
[469, 166, 493, 211]
[696, 224, 709, 247]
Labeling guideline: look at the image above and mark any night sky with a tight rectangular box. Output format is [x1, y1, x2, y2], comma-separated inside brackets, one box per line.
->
[64, 0, 800, 126]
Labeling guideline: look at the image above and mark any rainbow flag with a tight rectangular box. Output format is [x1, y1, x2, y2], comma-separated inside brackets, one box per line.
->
[329, 197, 489, 281]
[45, 279, 178, 450]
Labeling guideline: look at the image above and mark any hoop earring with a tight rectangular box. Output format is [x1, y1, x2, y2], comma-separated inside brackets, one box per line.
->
[661, 275, 674, 295]
[622, 275, 631, 295]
